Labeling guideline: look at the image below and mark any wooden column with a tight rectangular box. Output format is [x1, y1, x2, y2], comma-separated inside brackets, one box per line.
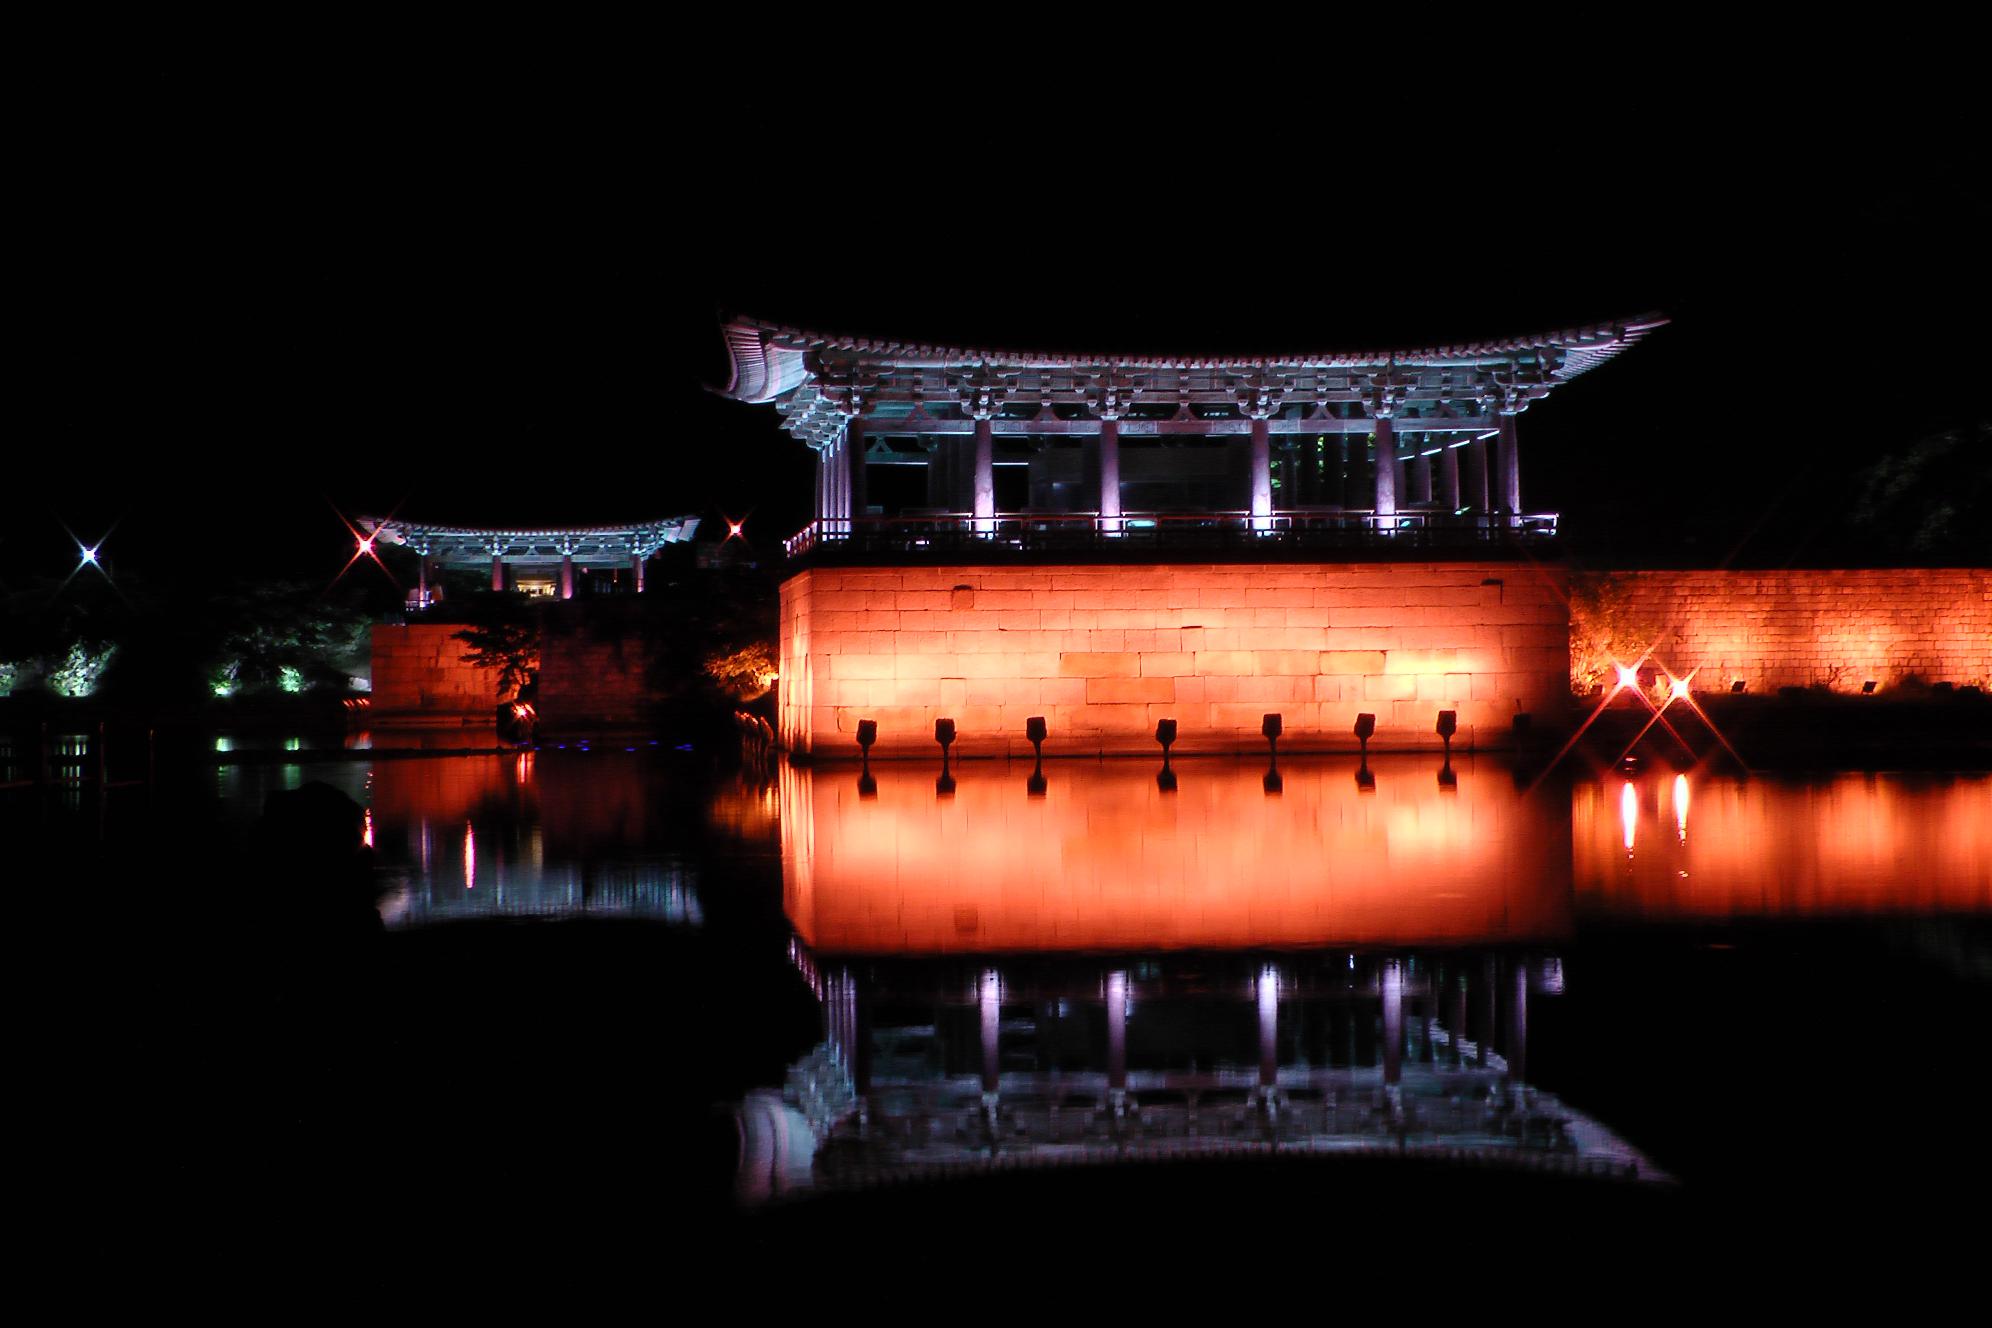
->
[972, 417, 994, 533]
[1249, 414, 1273, 531]
[1372, 417, 1398, 519]
[1498, 412, 1522, 524]
[631, 553, 645, 594]
[491, 554, 505, 592]
[1440, 440, 1462, 512]
[846, 422, 866, 524]
[1410, 446, 1433, 505]
[559, 553, 574, 600]
[1098, 417, 1121, 531]
[1469, 434, 1492, 518]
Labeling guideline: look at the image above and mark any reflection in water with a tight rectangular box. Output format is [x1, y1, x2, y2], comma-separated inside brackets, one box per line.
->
[747, 758, 1992, 1203]
[740, 949, 1664, 1204]
[350, 752, 711, 929]
[780, 757, 1576, 954]
[1575, 773, 1992, 918]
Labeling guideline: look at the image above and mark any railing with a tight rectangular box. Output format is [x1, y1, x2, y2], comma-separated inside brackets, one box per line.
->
[785, 510, 1558, 559]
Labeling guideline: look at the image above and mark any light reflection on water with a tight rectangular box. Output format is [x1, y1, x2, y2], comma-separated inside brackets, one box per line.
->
[781, 756, 1576, 953]
[37, 746, 1987, 1218]
[218, 752, 1992, 940]
[1575, 771, 1992, 919]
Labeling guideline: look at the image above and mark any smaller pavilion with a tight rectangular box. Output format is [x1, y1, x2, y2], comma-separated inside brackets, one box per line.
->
[360, 515, 700, 607]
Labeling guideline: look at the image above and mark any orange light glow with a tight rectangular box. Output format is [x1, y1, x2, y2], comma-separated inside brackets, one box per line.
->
[779, 562, 1573, 757]
[1570, 569, 1991, 696]
[463, 820, 476, 890]
[1615, 664, 1640, 690]
[1669, 674, 1691, 702]
[1576, 774, 1992, 919]
[1620, 780, 1637, 853]
[780, 756, 1575, 954]
[1673, 773, 1689, 843]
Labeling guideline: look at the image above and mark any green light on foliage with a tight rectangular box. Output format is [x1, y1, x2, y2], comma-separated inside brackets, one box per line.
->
[279, 666, 304, 694]
[212, 660, 240, 698]
[50, 643, 115, 698]
[0, 663, 16, 698]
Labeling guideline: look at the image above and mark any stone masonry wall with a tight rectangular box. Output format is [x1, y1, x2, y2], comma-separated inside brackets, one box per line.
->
[778, 562, 1571, 757]
[369, 623, 507, 719]
[1570, 569, 1992, 694]
[534, 601, 659, 733]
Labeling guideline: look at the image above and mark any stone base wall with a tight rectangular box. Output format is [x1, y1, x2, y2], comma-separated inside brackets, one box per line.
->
[1570, 569, 1992, 694]
[535, 601, 660, 732]
[369, 623, 504, 719]
[778, 562, 1571, 758]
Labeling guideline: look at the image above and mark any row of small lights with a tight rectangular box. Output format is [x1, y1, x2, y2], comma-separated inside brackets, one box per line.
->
[855, 709, 1456, 757]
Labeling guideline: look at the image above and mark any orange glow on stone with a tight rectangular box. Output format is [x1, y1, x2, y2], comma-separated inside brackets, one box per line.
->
[778, 562, 1573, 757]
[1571, 570, 1991, 696]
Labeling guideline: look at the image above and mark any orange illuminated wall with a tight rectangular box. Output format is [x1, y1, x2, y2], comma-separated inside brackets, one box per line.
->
[369, 623, 507, 718]
[1570, 569, 1992, 694]
[780, 758, 1574, 954]
[778, 562, 1570, 757]
[1573, 773, 1992, 919]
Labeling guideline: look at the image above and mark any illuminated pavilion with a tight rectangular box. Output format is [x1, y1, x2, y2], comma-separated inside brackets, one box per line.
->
[359, 514, 699, 607]
[718, 312, 1667, 552]
[719, 314, 1670, 758]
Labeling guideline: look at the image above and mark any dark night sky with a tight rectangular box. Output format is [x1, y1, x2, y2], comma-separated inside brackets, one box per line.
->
[11, 73, 1987, 590]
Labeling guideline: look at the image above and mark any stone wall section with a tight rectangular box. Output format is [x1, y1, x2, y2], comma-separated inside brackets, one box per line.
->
[369, 623, 504, 719]
[778, 562, 1571, 757]
[1572, 569, 1991, 694]
[536, 602, 659, 732]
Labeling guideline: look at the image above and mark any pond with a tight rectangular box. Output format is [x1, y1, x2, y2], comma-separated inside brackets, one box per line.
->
[51, 744, 1992, 1268]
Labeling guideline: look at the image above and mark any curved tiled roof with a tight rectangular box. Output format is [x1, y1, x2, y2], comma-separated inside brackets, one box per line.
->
[717, 312, 1669, 403]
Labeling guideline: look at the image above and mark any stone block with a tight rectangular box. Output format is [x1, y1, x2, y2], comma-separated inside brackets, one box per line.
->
[1058, 652, 1141, 678]
[1086, 676, 1176, 705]
[1195, 650, 1258, 676]
[1319, 650, 1387, 675]
[1364, 674, 1417, 702]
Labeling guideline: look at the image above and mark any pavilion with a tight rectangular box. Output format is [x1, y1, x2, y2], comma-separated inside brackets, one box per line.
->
[718, 313, 1669, 758]
[359, 514, 699, 607]
[718, 312, 1667, 556]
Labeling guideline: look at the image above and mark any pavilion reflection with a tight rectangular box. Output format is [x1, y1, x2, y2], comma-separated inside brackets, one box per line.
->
[742, 947, 1660, 1204]
[1574, 772, 1992, 920]
[752, 757, 1627, 1201]
[778, 755, 1576, 955]
[365, 751, 703, 928]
